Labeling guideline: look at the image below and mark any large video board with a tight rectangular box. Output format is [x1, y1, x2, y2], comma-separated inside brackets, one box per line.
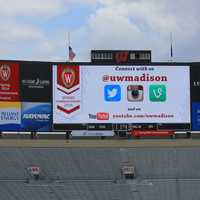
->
[53, 65, 190, 129]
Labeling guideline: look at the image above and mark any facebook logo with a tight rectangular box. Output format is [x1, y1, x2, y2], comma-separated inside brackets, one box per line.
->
[104, 85, 121, 102]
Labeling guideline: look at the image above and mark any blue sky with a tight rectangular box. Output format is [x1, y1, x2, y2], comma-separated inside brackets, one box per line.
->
[0, 0, 199, 62]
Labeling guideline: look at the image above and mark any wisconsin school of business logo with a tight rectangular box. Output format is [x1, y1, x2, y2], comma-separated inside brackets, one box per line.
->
[61, 68, 76, 89]
[0, 64, 11, 81]
[104, 85, 121, 102]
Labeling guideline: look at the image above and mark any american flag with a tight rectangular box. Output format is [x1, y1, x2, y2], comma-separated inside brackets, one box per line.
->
[69, 46, 76, 61]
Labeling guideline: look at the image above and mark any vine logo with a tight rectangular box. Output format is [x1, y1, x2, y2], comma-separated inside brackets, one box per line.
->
[149, 85, 166, 102]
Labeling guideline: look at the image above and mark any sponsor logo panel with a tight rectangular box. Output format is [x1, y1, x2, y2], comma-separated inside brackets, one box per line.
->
[192, 103, 200, 131]
[20, 62, 52, 102]
[0, 62, 20, 101]
[0, 102, 21, 131]
[21, 102, 52, 131]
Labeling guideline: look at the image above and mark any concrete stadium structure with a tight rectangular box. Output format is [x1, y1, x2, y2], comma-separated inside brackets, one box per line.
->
[0, 139, 200, 199]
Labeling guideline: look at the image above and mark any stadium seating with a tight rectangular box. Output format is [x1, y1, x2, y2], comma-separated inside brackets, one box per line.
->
[0, 147, 200, 199]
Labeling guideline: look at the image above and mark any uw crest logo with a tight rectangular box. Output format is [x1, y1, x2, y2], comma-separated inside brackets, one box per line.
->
[0, 64, 11, 81]
[61, 68, 76, 89]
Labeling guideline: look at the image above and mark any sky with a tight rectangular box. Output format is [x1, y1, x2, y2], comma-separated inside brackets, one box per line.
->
[0, 0, 199, 62]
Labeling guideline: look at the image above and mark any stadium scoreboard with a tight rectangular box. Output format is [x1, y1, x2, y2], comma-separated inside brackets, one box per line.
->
[1, 60, 200, 133]
[91, 50, 151, 64]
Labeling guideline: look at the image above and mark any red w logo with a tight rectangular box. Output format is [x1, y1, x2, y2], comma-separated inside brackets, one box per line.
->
[115, 52, 129, 63]
[64, 72, 73, 84]
[62, 68, 75, 89]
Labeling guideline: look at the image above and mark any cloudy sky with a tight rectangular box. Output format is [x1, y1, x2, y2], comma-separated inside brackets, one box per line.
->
[0, 0, 199, 62]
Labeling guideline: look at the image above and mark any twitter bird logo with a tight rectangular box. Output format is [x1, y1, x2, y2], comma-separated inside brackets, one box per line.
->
[104, 85, 121, 102]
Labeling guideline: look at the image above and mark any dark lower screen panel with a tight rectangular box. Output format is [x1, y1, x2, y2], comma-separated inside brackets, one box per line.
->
[158, 123, 190, 130]
[87, 124, 113, 130]
[114, 123, 158, 131]
[53, 123, 190, 131]
[53, 123, 113, 131]
[54, 124, 87, 131]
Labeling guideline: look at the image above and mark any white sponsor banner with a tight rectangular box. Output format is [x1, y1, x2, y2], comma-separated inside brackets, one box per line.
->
[71, 131, 115, 137]
[53, 65, 190, 124]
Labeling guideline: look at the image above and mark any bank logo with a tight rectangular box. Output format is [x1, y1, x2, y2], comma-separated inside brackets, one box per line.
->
[149, 85, 166, 102]
[22, 78, 50, 89]
[0, 64, 11, 81]
[104, 85, 121, 102]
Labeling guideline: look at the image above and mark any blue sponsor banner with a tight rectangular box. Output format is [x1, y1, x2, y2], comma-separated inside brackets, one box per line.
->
[0, 102, 21, 131]
[192, 102, 200, 131]
[21, 102, 52, 131]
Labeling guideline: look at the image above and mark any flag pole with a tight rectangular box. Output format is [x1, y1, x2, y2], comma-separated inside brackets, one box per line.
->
[68, 32, 70, 62]
[170, 32, 173, 62]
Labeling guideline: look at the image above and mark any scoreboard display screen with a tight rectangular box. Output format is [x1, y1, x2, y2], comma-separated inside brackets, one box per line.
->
[53, 65, 190, 130]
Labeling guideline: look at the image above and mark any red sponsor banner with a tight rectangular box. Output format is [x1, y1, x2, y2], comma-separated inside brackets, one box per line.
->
[0, 62, 20, 101]
[130, 130, 174, 137]
[57, 65, 79, 90]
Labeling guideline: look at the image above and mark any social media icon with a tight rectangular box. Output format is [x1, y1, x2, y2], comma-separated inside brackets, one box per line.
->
[149, 85, 166, 102]
[97, 112, 109, 120]
[104, 85, 121, 102]
[127, 85, 143, 102]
